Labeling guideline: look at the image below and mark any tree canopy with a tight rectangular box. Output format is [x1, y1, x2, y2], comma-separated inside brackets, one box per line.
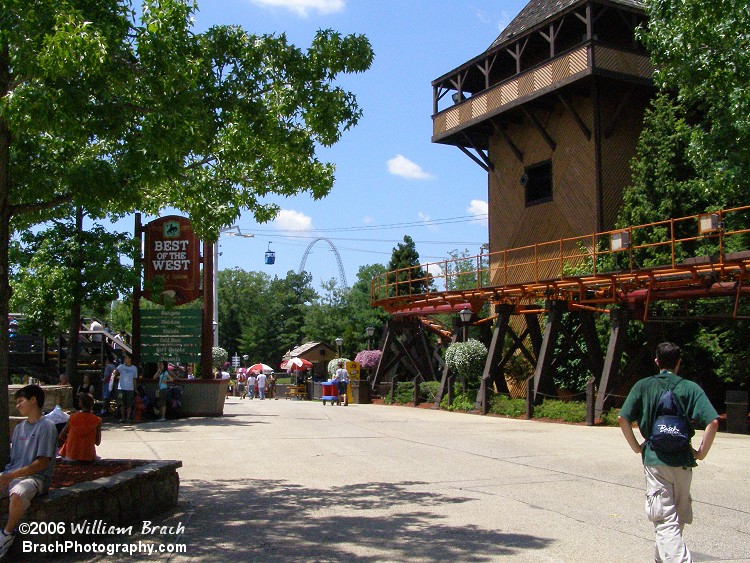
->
[0, 0, 373, 463]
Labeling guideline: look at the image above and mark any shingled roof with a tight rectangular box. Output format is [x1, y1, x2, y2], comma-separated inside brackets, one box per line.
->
[488, 0, 645, 50]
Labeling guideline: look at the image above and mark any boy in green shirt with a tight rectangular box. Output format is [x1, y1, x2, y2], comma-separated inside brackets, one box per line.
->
[619, 342, 719, 563]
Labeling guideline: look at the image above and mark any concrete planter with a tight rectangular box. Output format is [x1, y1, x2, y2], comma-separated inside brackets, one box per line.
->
[140, 378, 229, 416]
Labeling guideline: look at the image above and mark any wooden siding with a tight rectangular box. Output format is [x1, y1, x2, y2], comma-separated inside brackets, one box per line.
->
[600, 90, 650, 231]
[488, 95, 597, 285]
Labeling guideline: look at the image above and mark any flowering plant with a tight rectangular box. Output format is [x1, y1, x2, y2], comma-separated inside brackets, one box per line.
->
[327, 357, 351, 376]
[444, 339, 488, 388]
[212, 347, 228, 368]
[354, 350, 382, 369]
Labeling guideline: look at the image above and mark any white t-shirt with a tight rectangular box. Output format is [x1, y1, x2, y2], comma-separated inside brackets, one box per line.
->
[335, 368, 349, 383]
[256, 373, 267, 389]
[117, 364, 138, 391]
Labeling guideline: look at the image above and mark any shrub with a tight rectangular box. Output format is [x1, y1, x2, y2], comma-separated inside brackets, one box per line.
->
[419, 380, 440, 402]
[354, 350, 382, 369]
[489, 394, 526, 417]
[393, 381, 415, 404]
[534, 399, 587, 423]
[211, 347, 228, 368]
[440, 391, 475, 411]
[444, 339, 488, 389]
[599, 408, 621, 426]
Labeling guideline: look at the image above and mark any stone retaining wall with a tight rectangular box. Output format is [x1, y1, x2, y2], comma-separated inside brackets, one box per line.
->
[2, 460, 181, 553]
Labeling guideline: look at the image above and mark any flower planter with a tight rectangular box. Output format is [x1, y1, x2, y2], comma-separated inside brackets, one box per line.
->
[139, 378, 229, 416]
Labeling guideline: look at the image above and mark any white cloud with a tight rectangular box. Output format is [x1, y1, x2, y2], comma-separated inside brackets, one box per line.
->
[425, 262, 443, 279]
[362, 215, 374, 225]
[387, 154, 435, 180]
[418, 211, 438, 231]
[273, 209, 313, 231]
[467, 199, 488, 223]
[251, 0, 345, 17]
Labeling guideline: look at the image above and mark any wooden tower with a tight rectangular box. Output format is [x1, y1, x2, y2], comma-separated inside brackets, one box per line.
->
[432, 0, 651, 283]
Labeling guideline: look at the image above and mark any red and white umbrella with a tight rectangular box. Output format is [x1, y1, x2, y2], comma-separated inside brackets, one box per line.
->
[280, 357, 313, 372]
[248, 363, 273, 374]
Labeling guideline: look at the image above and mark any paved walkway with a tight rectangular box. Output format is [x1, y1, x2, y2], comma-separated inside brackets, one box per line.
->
[53, 398, 750, 561]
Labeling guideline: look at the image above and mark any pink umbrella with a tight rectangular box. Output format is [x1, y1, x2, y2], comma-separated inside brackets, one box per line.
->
[280, 357, 313, 372]
[248, 363, 273, 374]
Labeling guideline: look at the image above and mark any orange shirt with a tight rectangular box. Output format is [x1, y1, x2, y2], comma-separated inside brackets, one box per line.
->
[59, 412, 101, 462]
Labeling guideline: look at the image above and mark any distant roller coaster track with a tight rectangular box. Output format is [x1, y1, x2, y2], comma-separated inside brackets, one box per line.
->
[299, 238, 348, 288]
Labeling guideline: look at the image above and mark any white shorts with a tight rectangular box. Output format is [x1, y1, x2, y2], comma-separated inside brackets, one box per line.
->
[4, 476, 46, 511]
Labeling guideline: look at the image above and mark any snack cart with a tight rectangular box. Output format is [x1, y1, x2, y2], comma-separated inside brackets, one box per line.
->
[321, 380, 339, 405]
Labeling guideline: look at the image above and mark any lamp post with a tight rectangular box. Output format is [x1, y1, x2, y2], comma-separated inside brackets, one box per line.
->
[365, 326, 375, 350]
[213, 226, 254, 346]
[335, 336, 343, 357]
[242, 354, 249, 367]
[458, 308, 472, 342]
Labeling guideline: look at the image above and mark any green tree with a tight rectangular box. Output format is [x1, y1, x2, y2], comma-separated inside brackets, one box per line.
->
[387, 235, 428, 296]
[1, 0, 373, 462]
[640, 0, 750, 207]
[10, 218, 136, 339]
[217, 268, 271, 357]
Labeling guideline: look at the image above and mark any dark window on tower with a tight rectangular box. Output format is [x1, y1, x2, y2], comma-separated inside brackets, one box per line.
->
[523, 161, 553, 206]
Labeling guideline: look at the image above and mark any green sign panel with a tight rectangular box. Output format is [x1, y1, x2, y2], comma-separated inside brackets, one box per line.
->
[141, 309, 202, 363]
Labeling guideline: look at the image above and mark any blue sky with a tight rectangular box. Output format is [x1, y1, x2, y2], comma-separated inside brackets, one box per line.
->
[116, 0, 528, 288]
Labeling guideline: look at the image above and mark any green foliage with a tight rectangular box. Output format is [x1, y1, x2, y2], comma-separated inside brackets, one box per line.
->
[599, 408, 621, 427]
[419, 381, 441, 403]
[9, 220, 137, 338]
[440, 391, 475, 412]
[444, 338, 488, 389]
[387, 235, 429, 296]
[489, 395, 526, 418]
[534, 400, 587, 423]
[212, 347, 228, 368]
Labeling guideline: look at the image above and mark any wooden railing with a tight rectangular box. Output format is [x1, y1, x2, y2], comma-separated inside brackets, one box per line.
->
[371, 205, 750, 313]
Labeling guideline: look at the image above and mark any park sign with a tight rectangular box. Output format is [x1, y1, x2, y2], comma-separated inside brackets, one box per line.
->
[143, 215, 201, 305]
[141, 309, 202, 363]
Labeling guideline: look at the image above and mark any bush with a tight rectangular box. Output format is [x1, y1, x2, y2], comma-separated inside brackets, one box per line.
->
[419, 380, 440, 402]
[440, 391, 475, 411]
[489, 394, 526, 417]
[599, 408, 620, 426]
[534, 399, 587, 423]
[354, 350, 382, 369]
[444, 339, 488, 389]
[211, 347, 228, 368]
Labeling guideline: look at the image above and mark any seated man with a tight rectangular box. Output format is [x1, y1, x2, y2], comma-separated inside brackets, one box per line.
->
[0, 385, 57, 558]
[58, 394, 102, 462]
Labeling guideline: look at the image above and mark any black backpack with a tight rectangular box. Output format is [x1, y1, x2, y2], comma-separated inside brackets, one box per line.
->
[648, 377, 692, 453]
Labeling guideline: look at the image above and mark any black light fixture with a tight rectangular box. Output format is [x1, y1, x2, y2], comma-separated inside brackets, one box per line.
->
[365, 326, 375, 350]
[335, 336, 343, 356]
[458, 308, 472, 342]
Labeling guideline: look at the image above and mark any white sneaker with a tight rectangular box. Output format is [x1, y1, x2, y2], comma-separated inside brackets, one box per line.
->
[0, 530, 15, 559]
[158, 417, 167, 422]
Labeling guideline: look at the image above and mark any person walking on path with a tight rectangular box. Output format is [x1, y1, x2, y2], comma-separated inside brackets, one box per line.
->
[247, 372, 256, 400]
[257, 372, 267, 400]
[334, 362, 349, 406]
[0, 385, 57, 559]
[618, 341, 719, 563]
[113, 353, 138, 423]
[153, 361, 175, 421]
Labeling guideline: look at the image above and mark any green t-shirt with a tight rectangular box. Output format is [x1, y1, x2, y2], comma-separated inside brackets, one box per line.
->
[619, 371, 719, 467]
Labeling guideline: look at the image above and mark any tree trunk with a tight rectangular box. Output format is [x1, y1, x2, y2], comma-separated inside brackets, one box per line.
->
[0, 41, 12, 466]
[65, 206, 85, 387]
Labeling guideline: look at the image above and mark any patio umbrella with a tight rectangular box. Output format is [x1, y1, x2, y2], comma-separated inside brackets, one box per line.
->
[280, 357, 313, 372]
[248, 363, 274, 374]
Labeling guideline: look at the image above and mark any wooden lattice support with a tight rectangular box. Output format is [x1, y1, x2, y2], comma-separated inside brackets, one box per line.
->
[595, 307, 628, 419]
[533, 300, 565, 403]
[434, 333, 458, 408]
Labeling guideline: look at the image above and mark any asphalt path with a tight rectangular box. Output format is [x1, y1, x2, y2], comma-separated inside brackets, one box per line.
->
[47, 397, 750, 562]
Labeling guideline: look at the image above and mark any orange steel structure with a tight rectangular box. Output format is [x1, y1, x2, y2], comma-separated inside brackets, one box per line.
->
[371, 205, 750, 321]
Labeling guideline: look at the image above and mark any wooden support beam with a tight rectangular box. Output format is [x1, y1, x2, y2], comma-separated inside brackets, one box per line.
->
[435, 333, 458, 408]
[476, 306, 513, 413]
[556, 92, 591, 140]
[533, 301, 564, 403]
[595, 308, 628, 419]
[458, 145, 489, 172]
[525, 311, 544, 356]
[521, 106, 556, 151]
[491, 121, 524, 163]
[461, 132, 494, 171]
[603, 87, 634, 138]
[578, 311, 604, 377]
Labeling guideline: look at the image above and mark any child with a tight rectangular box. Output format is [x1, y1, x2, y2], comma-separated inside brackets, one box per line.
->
[0, 385, 57, 558]
[58, 394, 102, 462]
